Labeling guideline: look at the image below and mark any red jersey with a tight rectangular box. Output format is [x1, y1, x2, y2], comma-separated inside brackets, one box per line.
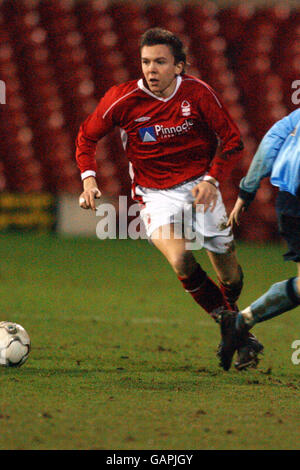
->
[76, 74, 244, 189]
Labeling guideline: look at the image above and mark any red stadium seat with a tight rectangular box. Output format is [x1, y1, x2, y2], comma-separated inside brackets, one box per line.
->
[0, 0, 296, 240]
[217, 4, 255, 44]
[0, 173, 8, 192]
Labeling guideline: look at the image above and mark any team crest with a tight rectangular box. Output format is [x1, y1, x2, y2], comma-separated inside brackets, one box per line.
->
[181, 100, 191, 117]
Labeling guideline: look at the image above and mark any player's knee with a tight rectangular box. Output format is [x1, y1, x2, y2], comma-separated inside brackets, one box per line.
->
[169, 252, 196, 277]
[234, 264, 244, 287]
[221, 264, 244, 287]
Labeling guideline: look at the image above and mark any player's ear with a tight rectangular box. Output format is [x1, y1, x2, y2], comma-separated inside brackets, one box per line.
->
[175, 61, 184, 76]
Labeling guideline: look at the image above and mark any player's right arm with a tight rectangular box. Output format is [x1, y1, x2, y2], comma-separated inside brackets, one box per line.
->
[75, 86, 120, 210]
[228, 109, 300, 227]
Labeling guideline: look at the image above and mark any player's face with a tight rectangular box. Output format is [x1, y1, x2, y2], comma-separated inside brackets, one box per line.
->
[141, 44, 184, 98]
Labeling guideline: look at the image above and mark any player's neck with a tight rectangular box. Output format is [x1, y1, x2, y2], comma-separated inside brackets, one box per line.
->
[156, 78, 178, 98]
[143, 76, 179, 99]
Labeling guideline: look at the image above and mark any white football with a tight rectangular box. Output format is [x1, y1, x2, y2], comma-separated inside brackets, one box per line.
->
[0, 322, 31, 367]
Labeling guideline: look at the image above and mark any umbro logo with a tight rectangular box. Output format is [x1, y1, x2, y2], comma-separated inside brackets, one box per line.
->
[139, 126, 157, 142]
[134, 116, 151, 122]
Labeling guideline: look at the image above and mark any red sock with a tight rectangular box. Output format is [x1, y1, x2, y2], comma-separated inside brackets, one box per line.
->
[218, 265, 244, 310]
[178, 264, 230, 320]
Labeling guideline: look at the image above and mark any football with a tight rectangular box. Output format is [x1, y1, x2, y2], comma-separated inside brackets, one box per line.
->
[0, 322, 31, 367]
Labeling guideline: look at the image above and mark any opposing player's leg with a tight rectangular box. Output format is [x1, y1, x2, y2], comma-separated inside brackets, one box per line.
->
[237, 272, 300, 329]
[150, 223, 230, 320]
[219, 269, 300, 370]
[219, 213, 300, 372]
[218, 190, 300, 371]
[237, 210, 300, 333]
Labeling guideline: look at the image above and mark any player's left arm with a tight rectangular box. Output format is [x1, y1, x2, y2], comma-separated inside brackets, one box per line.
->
[197, 84, 244, 184]
[192, 85, 243, 211]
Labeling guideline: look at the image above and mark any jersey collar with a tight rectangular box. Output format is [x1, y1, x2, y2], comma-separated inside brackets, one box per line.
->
[137, 75, 182, 102]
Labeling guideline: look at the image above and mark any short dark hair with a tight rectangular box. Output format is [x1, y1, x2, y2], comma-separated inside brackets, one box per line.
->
[140, 27, 187, 73]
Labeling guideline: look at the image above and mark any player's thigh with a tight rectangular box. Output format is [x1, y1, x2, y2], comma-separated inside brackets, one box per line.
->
[206, 243, 241, 284]
[151, 224, 197, 276]
[197, 190, 240, 283]
[196, 188, 229, 237]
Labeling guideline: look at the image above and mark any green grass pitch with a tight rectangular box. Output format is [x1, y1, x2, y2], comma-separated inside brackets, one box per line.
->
[0, 233, 299, 450]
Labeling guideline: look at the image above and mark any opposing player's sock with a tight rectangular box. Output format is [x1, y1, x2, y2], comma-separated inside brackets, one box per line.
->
[218, 265, 244, 310]
[178, 263, 230, 320]
[238, 277, 300, 328]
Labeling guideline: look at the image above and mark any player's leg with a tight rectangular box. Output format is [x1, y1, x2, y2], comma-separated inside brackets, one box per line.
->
[150, 224, 230, 320]
[209, 246, 264, 368]
[199, 190, 263, 369]
[197, 187, 244, 308]
[206, 246, 243, 310]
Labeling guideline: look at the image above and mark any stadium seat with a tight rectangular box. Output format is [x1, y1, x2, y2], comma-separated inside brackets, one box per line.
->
[0, 162, 8, 192]
[1, 0, 298, 239]
[217, 4, 255, 45]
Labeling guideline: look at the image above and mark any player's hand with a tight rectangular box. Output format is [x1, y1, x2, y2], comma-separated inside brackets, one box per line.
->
[227, 197, 246, 227]
[191, 181, 218, 213]
[79, 176, 101, 211]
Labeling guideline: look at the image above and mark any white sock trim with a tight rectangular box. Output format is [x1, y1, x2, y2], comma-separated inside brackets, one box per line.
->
[185, 286, 201, 293]
[241, 306, 254, 325]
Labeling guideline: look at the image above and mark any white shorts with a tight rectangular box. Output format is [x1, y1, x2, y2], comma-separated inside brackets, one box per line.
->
[135, 176, 234, 254]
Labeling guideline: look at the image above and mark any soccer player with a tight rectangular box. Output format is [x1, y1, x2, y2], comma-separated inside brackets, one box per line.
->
[75, 27, 263, 368]
[219, 108, 300, 371]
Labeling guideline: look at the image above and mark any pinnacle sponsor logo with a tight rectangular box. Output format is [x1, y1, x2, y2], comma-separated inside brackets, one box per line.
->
[155, 119, 194, 139]
[139, 119, 194, 142]
[139, 126, 157, 142]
